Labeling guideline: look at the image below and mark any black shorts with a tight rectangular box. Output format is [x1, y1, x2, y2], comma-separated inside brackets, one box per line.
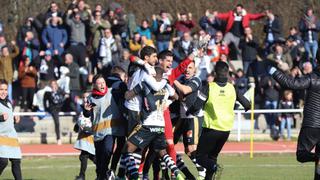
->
[128, 126, 167, 151]
[125, 108, 141, 137]
[173, 116, 204, 145]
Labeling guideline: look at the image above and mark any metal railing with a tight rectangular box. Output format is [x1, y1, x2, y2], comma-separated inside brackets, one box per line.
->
[234, 109, 303, 141]
[13, 109, 304, 142]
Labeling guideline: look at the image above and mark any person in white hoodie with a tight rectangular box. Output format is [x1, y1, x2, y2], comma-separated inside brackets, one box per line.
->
[99, 28, 117, 71]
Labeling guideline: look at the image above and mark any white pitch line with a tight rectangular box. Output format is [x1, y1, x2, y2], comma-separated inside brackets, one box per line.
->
[13, 163, 312, 170]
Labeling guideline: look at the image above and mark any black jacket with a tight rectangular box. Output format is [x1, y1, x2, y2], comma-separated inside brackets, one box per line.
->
[272, 69, 320, 128]
[239, 36, 258, 61]
[263, 17, 282, 42]
[66, 62, 80, 91]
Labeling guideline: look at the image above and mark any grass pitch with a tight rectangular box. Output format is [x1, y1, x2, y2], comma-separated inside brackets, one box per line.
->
[1, 154, 314, 180]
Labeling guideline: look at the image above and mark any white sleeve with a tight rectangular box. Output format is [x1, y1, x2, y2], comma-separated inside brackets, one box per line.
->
[166, 84, 175, 97]
[142, 72, 167, 91]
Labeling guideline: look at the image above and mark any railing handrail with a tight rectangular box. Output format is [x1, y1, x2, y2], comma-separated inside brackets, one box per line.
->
[13, 109, 304, 116]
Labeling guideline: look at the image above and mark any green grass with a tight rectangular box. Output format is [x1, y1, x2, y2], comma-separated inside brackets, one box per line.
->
[1, 154, 314, 180]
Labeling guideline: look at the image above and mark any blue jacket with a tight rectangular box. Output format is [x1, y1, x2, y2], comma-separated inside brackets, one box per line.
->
[136, 26, 152, 39]
[42, 24, 68, 55]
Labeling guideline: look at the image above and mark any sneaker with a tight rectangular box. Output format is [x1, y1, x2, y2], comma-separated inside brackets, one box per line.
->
[213, 164, 223, 180]
[175, 173, 185, 180]
[107, 170, 116, 180]
[57, 139, 62, 145]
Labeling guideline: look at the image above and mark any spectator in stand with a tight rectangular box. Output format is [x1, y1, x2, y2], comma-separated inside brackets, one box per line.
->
[199, 10, 221, 36]
[0, 34, 6, 56]
[18, 56, 37, 112]
[77, 0, 92, 23]
[129, 32, 142, 55]
[289, 67, 305, 108]
[287, 27, 303, 67]
[302, 61, 313, 75]
[207, 31, 229, 62]
[98, 28, 117, 75]
[267, 43, 293, 73]
[141, 35, 155, 48]
[93, 3, 106, 16]
[105, 8, 128, 47]
[215, 4, 265, 60]
[299, 7, 320, 68]
[239, 27, 259, 74]
[17, 17, 42, 49]
[174, 12, 195, 37]
[20, 31, 40, 63]
[38, 50, 58, 84]
[90, 10, 111, 53]
[136, 19, 152, 40]
[42, 15, 68, 56]
[0, 41, 19, 101]
[66, 9, 87, 67]
[44, 80, 65, 145]
[235, 68, 248, 95]
[65, 53, 82, 121]
[173, 32, 194, 68]
[264, 9, 283, 56]
[45, 1, 64, 21]
[152, 11, 173, 52]
[114, 49, 130, 73]
[278, 90, 294, 140]
[260, 75, 281, 132]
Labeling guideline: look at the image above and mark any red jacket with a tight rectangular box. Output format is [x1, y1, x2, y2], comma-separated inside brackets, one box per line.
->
[217, 10, 265, 33]
[167, 57, 192, 85]
[174, 20, 196, 33]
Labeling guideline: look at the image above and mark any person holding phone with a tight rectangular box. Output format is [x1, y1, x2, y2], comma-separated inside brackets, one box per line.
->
[0, 79, 22, 180]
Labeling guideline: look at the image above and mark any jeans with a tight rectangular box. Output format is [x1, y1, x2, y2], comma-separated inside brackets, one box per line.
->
[94, 135, 114, 180]
[304, 41, 318, 67]
[264, 101, 278, 128]
[8, 83, 12, 102]
[280, 117, 292, 139]
[156, 41, 170, 52]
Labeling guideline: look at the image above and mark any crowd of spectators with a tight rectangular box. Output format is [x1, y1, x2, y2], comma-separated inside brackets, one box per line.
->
[1, 1, 319, 138]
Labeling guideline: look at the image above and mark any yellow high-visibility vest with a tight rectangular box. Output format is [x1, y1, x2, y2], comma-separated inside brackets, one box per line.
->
[203, 82, 236, 131]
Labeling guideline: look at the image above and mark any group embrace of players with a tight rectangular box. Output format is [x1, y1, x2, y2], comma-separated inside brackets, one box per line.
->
[74, 35, 251, 180]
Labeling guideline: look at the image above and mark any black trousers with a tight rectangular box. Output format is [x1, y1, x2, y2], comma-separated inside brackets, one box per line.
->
[196, 128, 230, 180]
[21, 87, 35, 111]
[296, 127, 320, 180]
[79, 150, 96, 177]
[110, 136, 126, 171]
[49, 109, 60, 140]
[0, 158, 22, 180]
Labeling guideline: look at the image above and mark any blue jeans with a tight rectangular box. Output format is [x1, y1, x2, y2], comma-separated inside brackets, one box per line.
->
[156, 41, 170, 52]
[94, 135, 114, 180]
[280, 117, 292, 139]
[8, 83, 12, 102]
[264, 101, 278, 128]
[304, 41, 318, 67]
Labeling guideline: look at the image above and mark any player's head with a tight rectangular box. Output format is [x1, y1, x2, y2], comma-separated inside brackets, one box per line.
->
[214, 61, 229, 83]
[185, 61, 196, 80]
[140, 46, 158, 66]
[158, 50, 174, 73]
[111, 66, 127, 82]
[154, 66, 165, 82]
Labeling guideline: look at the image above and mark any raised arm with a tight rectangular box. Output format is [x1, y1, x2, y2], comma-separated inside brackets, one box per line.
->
[270, 68, 311, 90]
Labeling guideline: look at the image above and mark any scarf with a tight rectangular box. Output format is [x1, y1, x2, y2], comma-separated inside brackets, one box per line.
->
[92, 87, 108, 97]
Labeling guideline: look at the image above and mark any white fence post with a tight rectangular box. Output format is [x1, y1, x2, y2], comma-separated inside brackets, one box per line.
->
[237, 111, 242, 142]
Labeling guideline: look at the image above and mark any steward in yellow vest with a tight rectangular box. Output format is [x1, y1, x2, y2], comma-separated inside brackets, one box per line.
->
[196, 61, 251, 179]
